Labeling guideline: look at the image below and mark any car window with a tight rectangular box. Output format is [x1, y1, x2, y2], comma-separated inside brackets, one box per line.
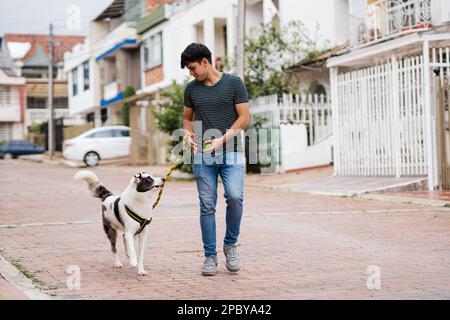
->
[114, 129, 130, 137]
[91, 130, 115, 138]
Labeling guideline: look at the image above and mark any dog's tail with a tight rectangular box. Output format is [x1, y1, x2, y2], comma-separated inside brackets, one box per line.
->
[73, 170, 113, 201]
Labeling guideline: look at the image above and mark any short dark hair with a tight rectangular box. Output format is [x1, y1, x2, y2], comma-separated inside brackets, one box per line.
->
[180, 43, 212, 69]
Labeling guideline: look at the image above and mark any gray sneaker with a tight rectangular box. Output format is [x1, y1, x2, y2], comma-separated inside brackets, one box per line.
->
[223, 244, 240, 272]
[201, 256, 218, 276]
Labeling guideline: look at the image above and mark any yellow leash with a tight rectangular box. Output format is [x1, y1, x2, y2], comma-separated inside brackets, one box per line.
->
[152, 134, 189, 209]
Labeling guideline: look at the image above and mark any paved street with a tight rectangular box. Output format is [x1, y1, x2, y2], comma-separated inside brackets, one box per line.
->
[1, 159, 450, 300]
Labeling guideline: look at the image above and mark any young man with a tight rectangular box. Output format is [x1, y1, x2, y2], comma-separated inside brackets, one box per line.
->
[181, 43, 250, 276]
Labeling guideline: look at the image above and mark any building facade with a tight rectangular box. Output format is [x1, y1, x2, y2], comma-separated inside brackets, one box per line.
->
[0, 33, 84, 141]
[327, 0, 450, 190]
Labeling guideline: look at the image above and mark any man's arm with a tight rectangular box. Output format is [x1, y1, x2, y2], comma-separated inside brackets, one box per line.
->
[222, 102, 250, 143]
[203, 102, 250, 152]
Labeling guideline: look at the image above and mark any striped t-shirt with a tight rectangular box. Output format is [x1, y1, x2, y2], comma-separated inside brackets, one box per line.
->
[184, 73, 249, 152]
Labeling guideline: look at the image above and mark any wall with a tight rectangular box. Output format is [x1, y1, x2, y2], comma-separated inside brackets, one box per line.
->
[0, 85, 22, 122]
[141, 0, 237, 92]
[280, 123, 333, 171]
[279, 0, 349, 48]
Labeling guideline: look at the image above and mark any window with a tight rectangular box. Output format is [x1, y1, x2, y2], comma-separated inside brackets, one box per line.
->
[0, 86, 11, 107]
[83, 61, 90, 91]
[27, 97, 47, 109]
[91, 130, 115, 138]
[72, 68, 78, 96]
[54, 98, 68, 109]
[124, 0, 145, 22]
[114, 129, 130, 137]
[143, 32, 163, 70]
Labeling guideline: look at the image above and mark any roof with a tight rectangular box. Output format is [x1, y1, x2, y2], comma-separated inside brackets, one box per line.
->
[95, 0, 125, 21]
[4, 33, 85, 64]
[6, 42, 31, 60]
[290, 41, 351, 70]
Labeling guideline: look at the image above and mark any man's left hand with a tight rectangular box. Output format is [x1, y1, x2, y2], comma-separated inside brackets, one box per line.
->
[203, 137, 224, 153]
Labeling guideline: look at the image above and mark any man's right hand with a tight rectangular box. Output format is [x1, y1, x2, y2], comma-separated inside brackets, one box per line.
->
[186, 131, 198, 153]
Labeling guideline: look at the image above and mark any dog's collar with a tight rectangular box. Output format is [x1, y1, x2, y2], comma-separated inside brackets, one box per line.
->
[124, 204, 152, 235]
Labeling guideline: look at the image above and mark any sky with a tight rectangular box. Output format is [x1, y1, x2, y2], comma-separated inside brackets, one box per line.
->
[0, 0, 113, 36]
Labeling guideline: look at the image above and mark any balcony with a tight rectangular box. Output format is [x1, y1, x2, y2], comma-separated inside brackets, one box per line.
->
[101, 81, 124, 107]
[350, 0, 432, 49]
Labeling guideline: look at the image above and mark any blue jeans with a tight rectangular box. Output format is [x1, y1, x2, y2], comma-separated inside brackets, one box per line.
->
[192, 152, 245, 257]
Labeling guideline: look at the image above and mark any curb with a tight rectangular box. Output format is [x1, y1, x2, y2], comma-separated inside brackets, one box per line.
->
[0, 254, 54, 300]
[360, 193, 450, 208]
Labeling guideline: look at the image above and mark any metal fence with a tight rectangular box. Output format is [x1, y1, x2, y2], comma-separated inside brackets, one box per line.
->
[333, 54, 427, 176]
[249, 93, 332, 146]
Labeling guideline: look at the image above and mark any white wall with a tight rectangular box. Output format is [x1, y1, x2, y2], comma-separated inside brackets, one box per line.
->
[66, 58, 97, 116]
[280, 123, 333, 171]
[279, 0, 349, 48]
[0, 85, 21, 122]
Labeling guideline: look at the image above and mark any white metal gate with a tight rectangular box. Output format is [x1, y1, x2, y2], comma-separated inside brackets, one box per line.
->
[333, 55, 427, 176]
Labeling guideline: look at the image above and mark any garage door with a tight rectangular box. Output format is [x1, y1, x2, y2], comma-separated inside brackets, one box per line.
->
[0, 123, 13, 141]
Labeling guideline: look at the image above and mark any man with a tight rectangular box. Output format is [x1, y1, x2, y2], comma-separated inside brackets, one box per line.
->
[181, 43, 250, 276]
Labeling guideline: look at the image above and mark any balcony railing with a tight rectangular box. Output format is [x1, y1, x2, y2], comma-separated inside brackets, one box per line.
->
[103, 81, 119, 101]
[26, 109, 69, 124]
[350, 0, 432, 48]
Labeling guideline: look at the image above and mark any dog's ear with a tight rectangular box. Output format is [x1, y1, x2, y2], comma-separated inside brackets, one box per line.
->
[134, 173, 142, 184]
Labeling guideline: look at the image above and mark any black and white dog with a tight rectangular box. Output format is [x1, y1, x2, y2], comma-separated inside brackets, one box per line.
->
[74, 170, 164, 276]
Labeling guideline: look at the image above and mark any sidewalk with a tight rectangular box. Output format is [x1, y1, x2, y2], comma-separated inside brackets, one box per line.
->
[0, 275, 28, 300]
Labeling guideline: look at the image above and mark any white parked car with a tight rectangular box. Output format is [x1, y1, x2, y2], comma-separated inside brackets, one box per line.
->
[63, 126, 131, 166]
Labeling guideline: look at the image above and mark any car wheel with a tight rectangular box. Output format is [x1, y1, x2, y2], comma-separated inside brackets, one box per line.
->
[3, 153, 13, 160]
[84, 152, 100, 167]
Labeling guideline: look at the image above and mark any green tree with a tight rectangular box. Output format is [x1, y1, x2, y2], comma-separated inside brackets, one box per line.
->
[151, 79, 192, 174]
[244, 20, 323, 99]
[122, 86, 135, 126]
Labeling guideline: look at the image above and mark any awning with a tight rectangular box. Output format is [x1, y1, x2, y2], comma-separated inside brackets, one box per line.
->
[101, 92, 124, 108]
[95, 39, 137, 62]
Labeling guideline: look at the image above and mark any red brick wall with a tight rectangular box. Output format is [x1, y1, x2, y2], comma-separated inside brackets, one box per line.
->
[145, 65, 164, 87]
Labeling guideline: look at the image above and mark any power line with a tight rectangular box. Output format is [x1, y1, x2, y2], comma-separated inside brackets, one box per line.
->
[0, 16, 92, 26]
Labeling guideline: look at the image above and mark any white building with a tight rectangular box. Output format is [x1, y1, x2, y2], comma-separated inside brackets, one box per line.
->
[0, 68, 26, 141]
[327, 0, 450, 190]
[64, 0, 142, 128]
[137, 0, 349, 96]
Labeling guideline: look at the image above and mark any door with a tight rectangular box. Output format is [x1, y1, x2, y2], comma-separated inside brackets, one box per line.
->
[436, 78, 450, 189]
[113, 129, 131, 157]
[90, 129, 117, 159]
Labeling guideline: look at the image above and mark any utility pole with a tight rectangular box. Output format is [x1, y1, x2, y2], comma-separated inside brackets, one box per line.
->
[48, 23, 54, 160]
[236, 0, 246, 171]
[236, 0, 245, 80]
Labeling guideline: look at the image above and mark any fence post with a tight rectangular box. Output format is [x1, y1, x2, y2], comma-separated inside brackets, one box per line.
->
[330, 67, 340, 176]
[423, 40, 436, 190]
[391, 55, 402, 178]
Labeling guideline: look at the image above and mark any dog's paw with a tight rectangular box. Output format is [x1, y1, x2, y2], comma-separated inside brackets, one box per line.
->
[130, 259, 137, 268]
[138, 270, 148, 276]
[114, 262, 124, 268]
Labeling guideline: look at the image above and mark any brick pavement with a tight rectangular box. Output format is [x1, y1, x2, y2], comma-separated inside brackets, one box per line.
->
[1, 159, 450, 299]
